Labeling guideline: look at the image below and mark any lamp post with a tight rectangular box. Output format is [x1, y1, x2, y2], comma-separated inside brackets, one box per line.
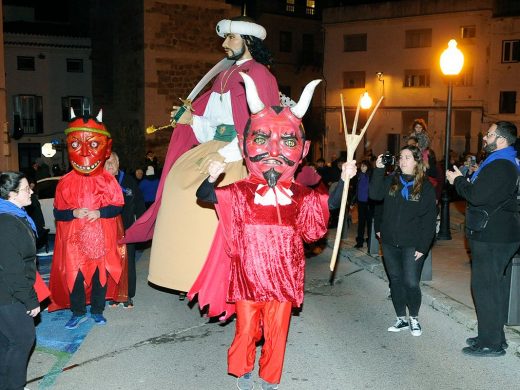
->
[437, 39, 464, 240]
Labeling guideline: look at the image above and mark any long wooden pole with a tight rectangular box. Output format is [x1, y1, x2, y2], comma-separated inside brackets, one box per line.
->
[329, 95, 384, 272]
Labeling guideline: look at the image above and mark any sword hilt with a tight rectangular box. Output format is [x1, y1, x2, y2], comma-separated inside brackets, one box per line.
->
[145, 98, 193, 134]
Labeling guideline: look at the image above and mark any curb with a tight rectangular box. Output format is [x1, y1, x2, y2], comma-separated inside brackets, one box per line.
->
[328, 238, 520, 357]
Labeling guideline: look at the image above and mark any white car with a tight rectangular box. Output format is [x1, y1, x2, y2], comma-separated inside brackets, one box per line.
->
[36, 176, 61, 234]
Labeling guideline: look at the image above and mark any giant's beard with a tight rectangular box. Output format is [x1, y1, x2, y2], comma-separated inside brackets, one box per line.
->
[263, 168, 281, 188]
[226, 43, 246, 61]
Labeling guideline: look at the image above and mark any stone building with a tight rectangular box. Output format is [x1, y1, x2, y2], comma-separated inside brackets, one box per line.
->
[323, 0, 520, 162]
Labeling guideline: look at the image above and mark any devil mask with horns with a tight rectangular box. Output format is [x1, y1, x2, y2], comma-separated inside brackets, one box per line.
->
[239, 72, 321, 188]
[65, 109, 112, 176]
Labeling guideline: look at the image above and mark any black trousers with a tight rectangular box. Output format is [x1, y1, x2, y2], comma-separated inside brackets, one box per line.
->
[382, 243, 425, 317]
[469, 239, 520, 349]
[70, 268, 107, 316]
[127, 243, 136, 299]
[0, 302, 35, 390]
[356, 201, 373, 245]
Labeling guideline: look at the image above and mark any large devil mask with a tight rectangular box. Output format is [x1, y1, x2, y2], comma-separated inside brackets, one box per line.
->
[65, 110, 112, 176]
[239, 73, 321, 188]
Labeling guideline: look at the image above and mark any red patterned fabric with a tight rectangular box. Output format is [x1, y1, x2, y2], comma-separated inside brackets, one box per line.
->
[48, 170, 124, 311]
[188, 179, 329, 319]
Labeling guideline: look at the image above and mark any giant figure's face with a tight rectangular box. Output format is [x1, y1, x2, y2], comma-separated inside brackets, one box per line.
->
[67, 130, 112, 176]
[242, 107, 310, 187]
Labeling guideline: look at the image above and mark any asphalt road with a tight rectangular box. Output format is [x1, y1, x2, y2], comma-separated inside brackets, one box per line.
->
[28, 245, 520, 390]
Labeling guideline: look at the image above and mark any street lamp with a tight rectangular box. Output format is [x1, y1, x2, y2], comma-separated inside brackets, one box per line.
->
[437, 39, 464, 240]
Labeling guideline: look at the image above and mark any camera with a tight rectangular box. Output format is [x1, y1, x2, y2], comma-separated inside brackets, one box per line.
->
[381, 152, 395, 166]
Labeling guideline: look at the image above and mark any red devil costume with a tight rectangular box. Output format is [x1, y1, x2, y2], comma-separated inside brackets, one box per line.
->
[192, 73, 328, 387]
[48, 111, 125, 325]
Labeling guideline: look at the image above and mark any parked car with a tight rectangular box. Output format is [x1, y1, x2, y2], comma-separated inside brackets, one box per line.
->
[36, 176, 61, 234]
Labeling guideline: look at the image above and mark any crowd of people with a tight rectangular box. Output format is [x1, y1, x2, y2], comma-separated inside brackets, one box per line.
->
[1, 14, 520, 390]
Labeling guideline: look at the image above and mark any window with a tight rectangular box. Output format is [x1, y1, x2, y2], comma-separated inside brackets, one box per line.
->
[499, 91, 516, 114]
[286, 0, 295, 13]
[405, 29, 432, 48]
[454, 67, 474, 87]
[343, 71, 365, 89]
[66, 58, 84, 73]
[13, 95, 43, 135]
[17, 56, 35, 71]
[280, 31, 292, 53]
[401, 111, 428, 135]
[61, 96, 90, 121]
[343, 34, 367, 52]
[306, 0, 315, 15]
[461, 25, 476, 39]
[454, 111, 471, 136]
[502, 40, 520, 63]
[404, 69, 430, 87]
[302, 34, 314, 53]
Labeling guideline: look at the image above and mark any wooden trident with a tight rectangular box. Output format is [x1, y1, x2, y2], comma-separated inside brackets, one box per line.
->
[329, 93, 384, 272]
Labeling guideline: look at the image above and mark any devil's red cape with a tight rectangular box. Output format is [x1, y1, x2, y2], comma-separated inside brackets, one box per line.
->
[48, 170, 124, 311]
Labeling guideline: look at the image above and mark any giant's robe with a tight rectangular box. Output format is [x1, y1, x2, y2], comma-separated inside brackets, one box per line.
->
[48, 170, 125, 311]
[124, 59, 279, 293]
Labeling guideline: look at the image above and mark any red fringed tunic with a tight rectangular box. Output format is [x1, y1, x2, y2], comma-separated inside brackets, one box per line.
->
[48, 170, 125, 311]
[189, 179, 329, 317]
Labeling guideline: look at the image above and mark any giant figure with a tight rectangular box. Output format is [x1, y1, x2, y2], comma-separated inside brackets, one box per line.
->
[124, 17, 279, 293]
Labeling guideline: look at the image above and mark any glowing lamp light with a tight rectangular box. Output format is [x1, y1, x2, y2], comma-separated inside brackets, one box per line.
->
[440, 39, 464, 76]
[41, 143, 56, 158]
[360, 91, 372, 109]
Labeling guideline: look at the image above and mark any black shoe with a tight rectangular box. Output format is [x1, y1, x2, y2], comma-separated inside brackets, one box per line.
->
[466, 337, 508, 350]
[462, 345, 506, 357]
[354, 243, 363, 249]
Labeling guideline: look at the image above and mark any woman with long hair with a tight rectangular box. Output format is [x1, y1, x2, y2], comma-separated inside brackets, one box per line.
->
[369, 146, 437, 336]
[0, 171, 41, 389]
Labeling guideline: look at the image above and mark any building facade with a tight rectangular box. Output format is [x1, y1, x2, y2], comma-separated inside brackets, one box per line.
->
[323, 0, 520, 162]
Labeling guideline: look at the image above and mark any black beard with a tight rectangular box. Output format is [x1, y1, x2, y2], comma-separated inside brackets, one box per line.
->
[226, 44, 246, 61]
[484, 141, 497, 153]
[263, 168, 281, 188]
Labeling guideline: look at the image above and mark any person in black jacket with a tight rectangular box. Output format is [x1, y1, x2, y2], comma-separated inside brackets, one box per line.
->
[105, 152, 146, 308]
[0, 171, 42, 390]
[369, 145, 437, 337]
[447, 121, 520, 357]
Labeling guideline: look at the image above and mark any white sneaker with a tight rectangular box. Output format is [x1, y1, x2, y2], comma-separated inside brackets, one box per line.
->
[388, 317, 409, 332]
[409, 316, 422, 336]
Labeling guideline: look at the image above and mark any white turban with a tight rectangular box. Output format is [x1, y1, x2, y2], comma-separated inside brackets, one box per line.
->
[216, 19, 266, 40]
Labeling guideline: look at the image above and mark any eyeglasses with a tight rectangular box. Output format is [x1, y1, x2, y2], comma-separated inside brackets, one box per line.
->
[485, 132, 502, 139]
[17, 186, 32, 194]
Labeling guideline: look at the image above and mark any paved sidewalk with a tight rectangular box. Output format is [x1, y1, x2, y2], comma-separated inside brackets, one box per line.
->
[332, 200, 520, 355]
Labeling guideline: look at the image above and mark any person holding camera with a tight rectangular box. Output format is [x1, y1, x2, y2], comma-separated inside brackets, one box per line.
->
[446, 121, 520, 357]
[369, 145, 437, 336]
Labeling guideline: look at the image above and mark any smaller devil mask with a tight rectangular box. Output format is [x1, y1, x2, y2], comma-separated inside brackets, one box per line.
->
[239, 73, 320, 187]
[65, 109, 112, 176]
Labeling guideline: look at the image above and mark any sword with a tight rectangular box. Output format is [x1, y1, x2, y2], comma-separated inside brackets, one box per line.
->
[146, 58, 234, 134]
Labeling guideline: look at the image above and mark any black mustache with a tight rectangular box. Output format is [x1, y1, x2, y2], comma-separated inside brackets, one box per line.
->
[249, 153, 296, 166]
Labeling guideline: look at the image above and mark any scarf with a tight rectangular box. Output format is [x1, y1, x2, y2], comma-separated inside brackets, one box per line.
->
[399, 175, 415, 200]
[471, 146, 520, 183]
[0, 198, 37, 234]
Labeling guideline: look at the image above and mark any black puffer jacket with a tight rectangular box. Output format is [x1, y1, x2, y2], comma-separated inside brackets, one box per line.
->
[0, 214, 38, 310]
[369, 168, 437, 254]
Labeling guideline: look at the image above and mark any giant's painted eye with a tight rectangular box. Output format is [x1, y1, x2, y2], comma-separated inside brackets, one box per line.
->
[253, 135, 267, 145]
[284, 138, 296, 148]
[71, 141, 79, 149]
[90, 141, 99, 148]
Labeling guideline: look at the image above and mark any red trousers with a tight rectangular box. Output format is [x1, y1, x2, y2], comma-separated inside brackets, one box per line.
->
[228, 300, 292, 384]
